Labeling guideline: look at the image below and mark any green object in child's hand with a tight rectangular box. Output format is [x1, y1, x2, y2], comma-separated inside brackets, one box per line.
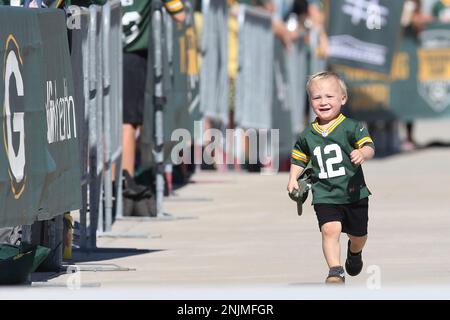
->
[288, 168, 312, 216]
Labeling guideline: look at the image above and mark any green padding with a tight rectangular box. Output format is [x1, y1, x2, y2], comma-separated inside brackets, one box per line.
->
[0, 7, 82, 228]
[0, 243, 51, 284]
[31, 245, 52, 273]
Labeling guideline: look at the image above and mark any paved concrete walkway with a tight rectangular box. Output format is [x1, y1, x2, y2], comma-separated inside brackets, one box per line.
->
[7, 120, 449, 298]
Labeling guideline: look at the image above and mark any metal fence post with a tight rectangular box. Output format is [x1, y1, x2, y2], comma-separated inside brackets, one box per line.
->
[102, 2, 113, 232]
[81, 8, 90, 250]
[88, 5, 99, 248]
[110, 0, 123, 220]
[71, 7, 91, 250]
[200, 0, 229, 125]
[151, 0, 166, 218]
[94, 6, 104, 235]
[164, 9, 174, 80]
[235, 5, 274, 130]
[285, 38, 307, 134]
[308, 26, 327, 121]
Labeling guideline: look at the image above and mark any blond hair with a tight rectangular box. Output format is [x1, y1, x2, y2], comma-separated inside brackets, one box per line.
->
[306, 71, 348, 97]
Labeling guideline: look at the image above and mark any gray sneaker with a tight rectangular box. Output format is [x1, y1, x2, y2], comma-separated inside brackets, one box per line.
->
[325, 266, 345, 284]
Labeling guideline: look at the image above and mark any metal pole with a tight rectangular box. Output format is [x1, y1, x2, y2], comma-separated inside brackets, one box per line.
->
[108, 0, 124, 220]
[152, 0, 165, 218]
[49, 215, 63, 270]
[88, 5, 99, 248]
[116, 1, 124, 219]
[309, 26, 326, 122]
[102, 2, 113, 232]
[96, 6, 104, 234]
[81, 8, 91, 250]
[164, 10, 173, 80]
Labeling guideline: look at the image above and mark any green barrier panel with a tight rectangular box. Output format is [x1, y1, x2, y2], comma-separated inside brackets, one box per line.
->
[141, 0, 202, 169]
[327, 0, 404, 74]
[0, 7, 81, 228]
[333, 23, 450, 121]
[391, 22, 450, 120]
[272, 37, 308, 157]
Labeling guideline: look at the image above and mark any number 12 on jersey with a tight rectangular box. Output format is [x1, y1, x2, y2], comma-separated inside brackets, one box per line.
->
[313, 144, 346, 179]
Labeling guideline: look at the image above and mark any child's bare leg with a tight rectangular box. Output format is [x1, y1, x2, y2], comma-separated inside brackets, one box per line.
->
[122, 124, 137, 176]
[347, 235, 367, 253]
[345, 234, 367, 277]
[321, 221, 342, 268]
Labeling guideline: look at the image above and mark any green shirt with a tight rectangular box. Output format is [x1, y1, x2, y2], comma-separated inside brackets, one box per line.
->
[122, 0, 151, 52]
[122, 0, 184, 53]
[291, 114, 374, 204]
[432, 0, 450, 20]
[0, 0, 184, 53]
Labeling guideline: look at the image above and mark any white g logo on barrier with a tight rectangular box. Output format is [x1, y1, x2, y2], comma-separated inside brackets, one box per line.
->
[3, 35, 26, 199]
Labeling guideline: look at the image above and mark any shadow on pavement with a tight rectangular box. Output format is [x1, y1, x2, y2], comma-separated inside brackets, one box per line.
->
[69, 247, 163, 263]
[419, 141, 450, 149]
[29, 248, 164, 285]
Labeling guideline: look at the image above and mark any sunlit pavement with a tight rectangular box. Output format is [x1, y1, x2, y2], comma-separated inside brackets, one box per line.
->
[10, 119, 450, 298]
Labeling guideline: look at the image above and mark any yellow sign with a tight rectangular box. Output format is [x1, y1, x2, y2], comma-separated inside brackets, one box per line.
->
[350, 84, 390, 110]
[417, 48, 450, 81]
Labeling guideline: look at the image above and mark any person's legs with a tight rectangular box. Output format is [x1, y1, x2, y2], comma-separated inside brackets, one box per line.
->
[122, 50, 147, 177]
[406, 122, 414, 144]
[345, 235, 366, 276]
[315, 204, 346, 283]
[122, 124, 137, 176]
[201, 117, 216, 170]
[321, 221, 345, 284]
[347, 234, 367, 253]
[402, 121, 416, 151]
[321, 221, 342, 268]
[342, 198, 369, 276]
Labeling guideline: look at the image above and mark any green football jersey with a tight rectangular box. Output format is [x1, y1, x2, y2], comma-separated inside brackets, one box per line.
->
[122, 0, 184, 53]
[291, 114, 375, 205]
[432, 0, 450, 19]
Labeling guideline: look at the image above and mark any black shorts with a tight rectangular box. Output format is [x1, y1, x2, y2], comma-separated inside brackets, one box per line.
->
[314, 198, 369, 237]
[123, 50, 148, 126]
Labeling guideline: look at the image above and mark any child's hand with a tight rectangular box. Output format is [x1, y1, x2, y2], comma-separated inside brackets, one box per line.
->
[287, 180, 300, 193]
[350, 149, 365, 165]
